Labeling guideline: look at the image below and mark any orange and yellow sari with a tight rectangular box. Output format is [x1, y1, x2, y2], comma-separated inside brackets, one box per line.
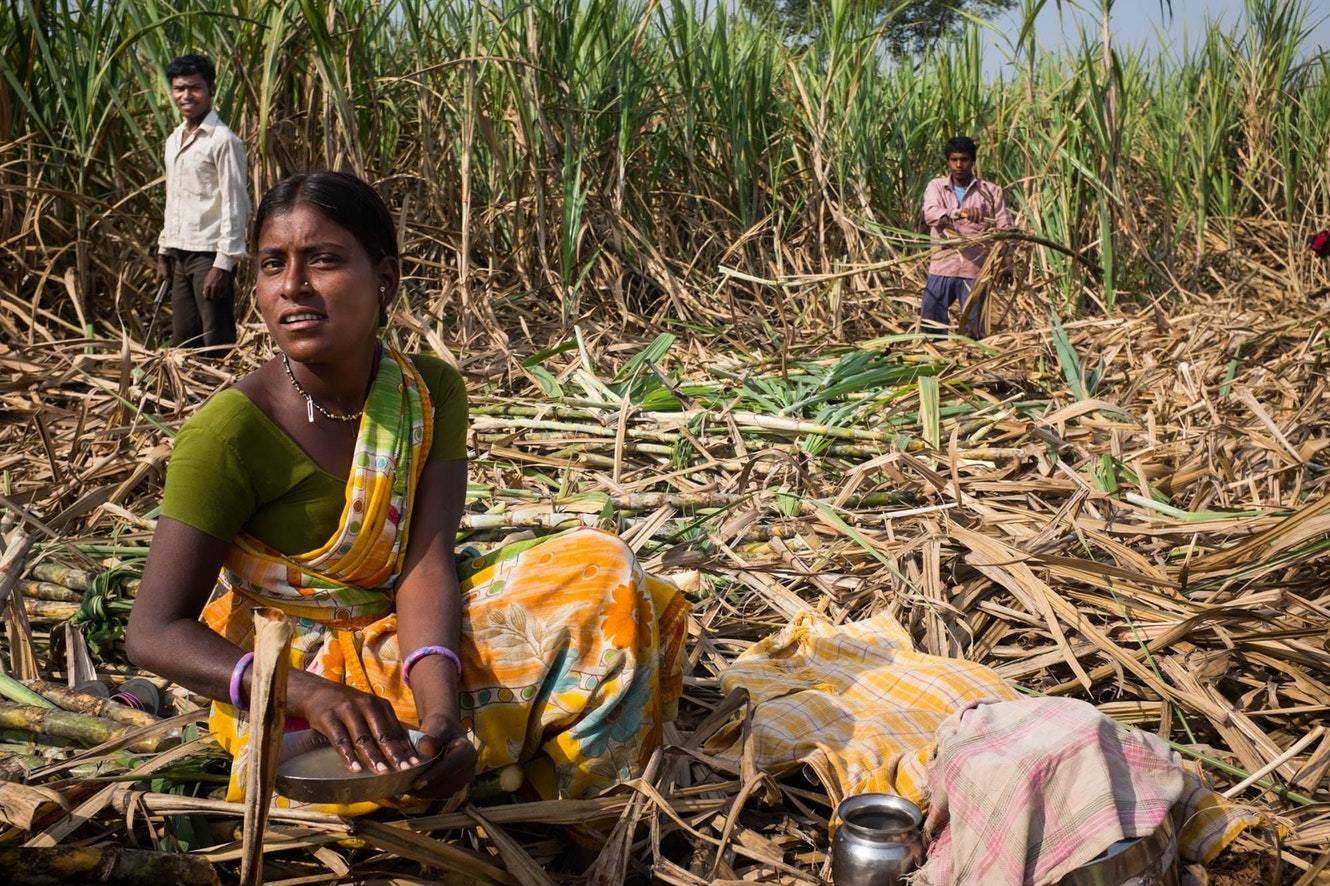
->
[201, 346, 688, 812]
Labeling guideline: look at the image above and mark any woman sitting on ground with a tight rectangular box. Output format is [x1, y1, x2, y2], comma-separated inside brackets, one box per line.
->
[125, 171, 687, 811]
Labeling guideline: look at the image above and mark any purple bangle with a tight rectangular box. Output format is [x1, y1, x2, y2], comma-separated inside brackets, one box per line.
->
[109, 690, 145, 712]
[229, 652, 255, 710]
[402, 645, 461, 687]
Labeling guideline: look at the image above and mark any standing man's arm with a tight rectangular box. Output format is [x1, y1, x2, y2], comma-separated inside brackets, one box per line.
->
[155, 243, 171, 283]
[202, 134, 250, 300]
[922, 181, 954, 230]
[156, 141, 172, 283]
[992, 185, 1016, 231]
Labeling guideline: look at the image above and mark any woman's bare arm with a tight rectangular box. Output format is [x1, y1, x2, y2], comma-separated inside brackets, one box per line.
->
[391, 458, 475, 793]
[125, 517, 246, 698]
[394, 459, 467, 718]
[126, 517, 416, 773]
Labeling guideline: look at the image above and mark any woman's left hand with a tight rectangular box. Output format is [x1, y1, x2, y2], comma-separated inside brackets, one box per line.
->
[411, 713, 477, 799]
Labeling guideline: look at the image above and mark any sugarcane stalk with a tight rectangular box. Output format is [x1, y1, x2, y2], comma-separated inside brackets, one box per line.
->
[472, 416, 674, 442]
[0, 531, 35, 609]
[65, 752, 144, 780]
[458, 511, 814, 544]
[481, 433, 675, 457]
[630, 490, 918, 512]
[0, 741, 104, 774]
[29, 562, 94, 592]
[0, 727, 57, 744]
[5, 748, 143, 783]
[18, 581, 82, 603]
[0, 847, 221, 886]
[475, 411, 932, 450]
[240, 608, 293, 886]
[461, 512, 599, 532]
[473, 401, 608, 420]
[4, 537, 41, 682]
[71, 544, 149, 557]
[1170, 741, 1316, 807]
[469, 490, 917, 521]
[22, 600, 79, 620]
[27, 566, 141, 598]
[0, 673, 57, 710]
[0, 702, 138, 749]
[485, 432, 1018, 466]
[726, 410, 920, 445]
[22, 680, 158, 729]
[828, 443, 1025, 460]
[469, 763, 524, 800]
[48, 663, 163, 682]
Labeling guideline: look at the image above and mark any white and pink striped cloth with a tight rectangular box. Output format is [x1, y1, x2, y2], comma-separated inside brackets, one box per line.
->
[914, 697, 1260, 885]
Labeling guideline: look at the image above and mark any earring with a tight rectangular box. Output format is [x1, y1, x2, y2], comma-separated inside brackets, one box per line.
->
[378, 286, 388, 326]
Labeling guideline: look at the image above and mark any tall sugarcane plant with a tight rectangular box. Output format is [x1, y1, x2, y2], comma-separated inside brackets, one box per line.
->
[1, 0, 1326, 336]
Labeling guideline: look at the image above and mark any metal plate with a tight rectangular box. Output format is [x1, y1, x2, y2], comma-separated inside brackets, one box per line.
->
[275, 728, 439, 804]
[1057, 815, 1179, 886]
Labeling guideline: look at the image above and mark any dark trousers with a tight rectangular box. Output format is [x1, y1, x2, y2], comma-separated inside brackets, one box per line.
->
[168, 248, 235, 350]
[921, 274, 983, 338]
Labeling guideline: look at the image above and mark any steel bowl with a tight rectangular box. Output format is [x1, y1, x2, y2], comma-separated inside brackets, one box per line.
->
[275, 728, 439, 804]
[1057, 815, 1179, 886]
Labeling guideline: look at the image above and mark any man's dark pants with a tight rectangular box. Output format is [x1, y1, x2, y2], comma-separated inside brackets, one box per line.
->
[921, 274, 983, 338]
[168, 248, 235, 349]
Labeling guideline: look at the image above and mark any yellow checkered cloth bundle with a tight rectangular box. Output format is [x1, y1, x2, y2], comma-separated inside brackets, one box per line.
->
[705, 611, 1257, 866]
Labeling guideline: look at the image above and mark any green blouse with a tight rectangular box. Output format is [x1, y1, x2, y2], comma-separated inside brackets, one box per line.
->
[160, 354, 467, 555]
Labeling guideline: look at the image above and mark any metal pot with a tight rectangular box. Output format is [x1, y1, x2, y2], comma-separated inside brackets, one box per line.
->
[830, 793, 926, 886]
[1057, 815, 1179, 886]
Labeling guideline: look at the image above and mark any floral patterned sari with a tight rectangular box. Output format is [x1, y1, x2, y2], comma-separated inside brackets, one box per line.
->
[201, 346, 687, 812]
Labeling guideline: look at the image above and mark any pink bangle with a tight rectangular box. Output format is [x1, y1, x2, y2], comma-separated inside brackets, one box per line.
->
[402, 645, 461, 687]
[229, 652, 255, 709]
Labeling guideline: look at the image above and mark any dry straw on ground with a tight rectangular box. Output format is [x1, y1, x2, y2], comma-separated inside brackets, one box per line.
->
[2, 271, 1330, 882]
[3, 1, 1330, 881]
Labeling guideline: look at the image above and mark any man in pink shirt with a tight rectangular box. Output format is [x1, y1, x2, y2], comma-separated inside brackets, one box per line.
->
[920, 136, 1015, 337]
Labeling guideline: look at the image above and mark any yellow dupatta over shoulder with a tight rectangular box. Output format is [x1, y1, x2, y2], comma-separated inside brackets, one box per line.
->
[200, 346, 687, 813]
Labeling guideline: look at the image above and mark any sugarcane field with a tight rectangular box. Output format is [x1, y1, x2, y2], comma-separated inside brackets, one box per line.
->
[3, 0, 1330, 883]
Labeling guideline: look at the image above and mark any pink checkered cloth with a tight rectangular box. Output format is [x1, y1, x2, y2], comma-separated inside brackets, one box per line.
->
[913, 698, 1256, 885]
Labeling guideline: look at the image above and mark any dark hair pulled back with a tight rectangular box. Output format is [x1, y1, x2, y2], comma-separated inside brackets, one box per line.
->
[252, 171, 398, 265]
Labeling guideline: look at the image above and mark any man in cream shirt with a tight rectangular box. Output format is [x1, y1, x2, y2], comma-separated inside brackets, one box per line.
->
[155, 55, 250, 351]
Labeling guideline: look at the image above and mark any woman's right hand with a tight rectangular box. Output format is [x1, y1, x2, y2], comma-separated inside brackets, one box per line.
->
[411, 713, 478, 799]
[295, 678, 418, 774]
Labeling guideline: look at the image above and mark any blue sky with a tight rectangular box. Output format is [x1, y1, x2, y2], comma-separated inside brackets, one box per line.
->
[979, 0, 1330, 74]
